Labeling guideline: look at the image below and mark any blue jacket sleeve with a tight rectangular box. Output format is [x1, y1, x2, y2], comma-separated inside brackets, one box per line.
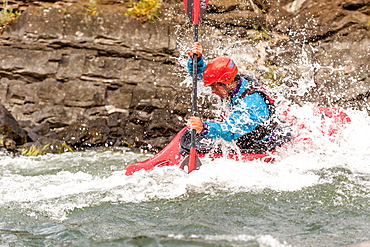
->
[203, 93, 270, 142]
[187, 55, 206, 78]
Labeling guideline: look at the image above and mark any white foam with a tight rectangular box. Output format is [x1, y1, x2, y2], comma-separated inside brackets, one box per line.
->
[204, 234, 292, 247]
[1, 108, 370, 220]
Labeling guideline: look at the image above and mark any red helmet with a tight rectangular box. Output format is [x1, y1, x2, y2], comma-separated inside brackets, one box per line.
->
[203, 56, 238, 86]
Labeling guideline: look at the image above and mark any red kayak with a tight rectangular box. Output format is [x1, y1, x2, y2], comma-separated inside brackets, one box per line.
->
[124, 107, 351, 176]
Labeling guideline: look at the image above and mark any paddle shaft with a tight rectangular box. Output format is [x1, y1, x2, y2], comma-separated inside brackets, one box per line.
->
[190, 24, 198, 156]
[184, 0, 208, 173]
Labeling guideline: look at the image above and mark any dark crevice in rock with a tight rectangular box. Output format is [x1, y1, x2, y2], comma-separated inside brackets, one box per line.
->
[342, 3, 367, 11]
[16, 72, 52, 83]
[308, 31, 337, 43]
[354, 92, 370, 101]
[96, 51, 136, 58]
[207, 5, 238, 14]
[0, 71, 51, 83]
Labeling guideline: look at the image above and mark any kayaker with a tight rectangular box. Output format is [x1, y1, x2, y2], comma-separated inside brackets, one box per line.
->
[181, 42, 293, 154]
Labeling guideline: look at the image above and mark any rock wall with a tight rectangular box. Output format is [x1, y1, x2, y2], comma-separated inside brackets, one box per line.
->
[0, 0, 369, 152]
[0, 3, 192, 150]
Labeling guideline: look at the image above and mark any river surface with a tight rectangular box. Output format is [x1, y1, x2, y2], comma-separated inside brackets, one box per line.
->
[1, 107, 370, 247]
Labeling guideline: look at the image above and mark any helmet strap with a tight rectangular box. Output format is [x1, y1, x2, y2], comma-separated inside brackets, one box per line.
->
[220, 83, 231, 95]
[230, 78, 242, 97]
[225, 78, 241, 98]
[214, 77, 240, 99]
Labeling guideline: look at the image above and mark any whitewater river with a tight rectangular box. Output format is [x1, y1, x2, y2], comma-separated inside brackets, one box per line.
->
[1, 107, 370, 246]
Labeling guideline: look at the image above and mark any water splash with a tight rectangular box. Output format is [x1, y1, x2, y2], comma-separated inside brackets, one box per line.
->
[1, 106, 369, 221]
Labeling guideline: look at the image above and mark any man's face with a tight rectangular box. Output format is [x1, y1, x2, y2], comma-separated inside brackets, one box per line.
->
[210, 83, 230, 99]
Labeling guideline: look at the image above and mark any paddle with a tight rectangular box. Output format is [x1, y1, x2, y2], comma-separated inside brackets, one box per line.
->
[183, 0, 209, 173]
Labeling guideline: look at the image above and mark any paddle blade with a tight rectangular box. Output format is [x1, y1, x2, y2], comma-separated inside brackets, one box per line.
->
[180, 148, 202, 173]
[188, 147, 200, 173]
[184, 0, 209, 25]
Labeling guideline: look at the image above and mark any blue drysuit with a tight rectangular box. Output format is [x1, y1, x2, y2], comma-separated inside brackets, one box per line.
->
[187, 56, 270, 142]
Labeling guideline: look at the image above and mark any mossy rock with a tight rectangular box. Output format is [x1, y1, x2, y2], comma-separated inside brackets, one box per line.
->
[0, 134, 16, 150]
[21, 137, 74, 156]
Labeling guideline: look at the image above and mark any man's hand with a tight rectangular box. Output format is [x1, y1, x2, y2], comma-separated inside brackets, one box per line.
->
[188, 42, 202, 58]
[188, 116, 203, 133]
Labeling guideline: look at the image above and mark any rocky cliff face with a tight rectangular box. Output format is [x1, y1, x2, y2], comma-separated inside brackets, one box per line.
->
[0, 1, 191, 151]
[0, 0, 369, 152]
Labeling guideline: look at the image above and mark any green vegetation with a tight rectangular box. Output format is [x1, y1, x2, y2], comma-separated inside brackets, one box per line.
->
[21, 142, 74, 156]
[125, 0, 161, 23]
[263, 65, 284, 88]
[85, 0, 97, 15]
[249, 24, 270, 41]
[21, 143, 51, 156]
[0, 1, 21, 33]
